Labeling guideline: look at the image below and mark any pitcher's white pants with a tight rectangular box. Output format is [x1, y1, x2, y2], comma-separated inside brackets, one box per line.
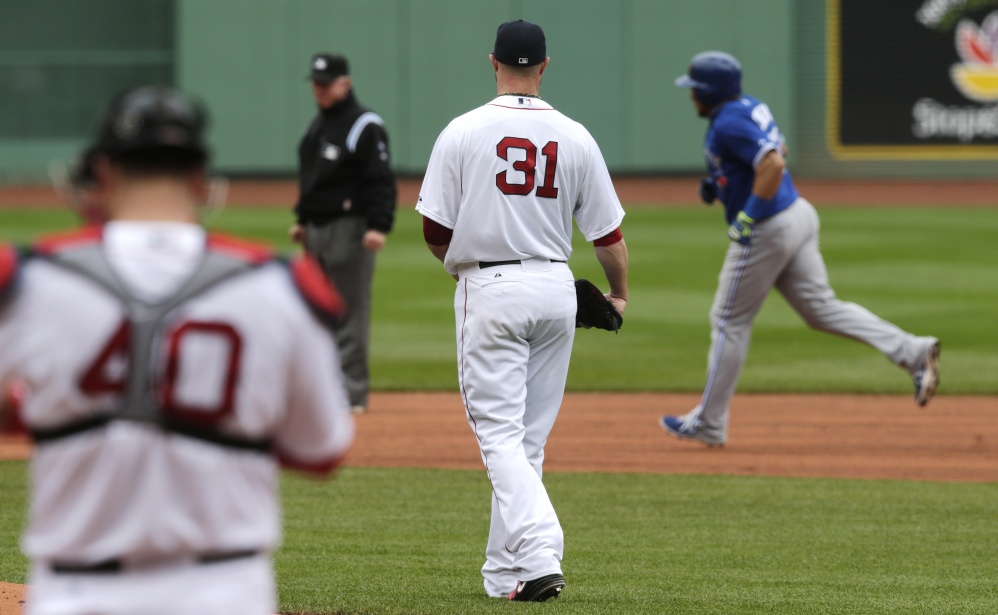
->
[455, 258, 575, 598]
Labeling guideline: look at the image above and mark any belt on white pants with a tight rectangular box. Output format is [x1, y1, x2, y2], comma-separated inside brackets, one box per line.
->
[457, 257, 567, 279]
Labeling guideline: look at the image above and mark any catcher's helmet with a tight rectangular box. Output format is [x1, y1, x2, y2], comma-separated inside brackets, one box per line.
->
[95, 86, 208, 159]
[675, 51, 742, 107]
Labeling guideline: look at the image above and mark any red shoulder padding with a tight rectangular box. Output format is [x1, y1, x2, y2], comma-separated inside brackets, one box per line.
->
[206, 233, 274, 265]
[0, 243, 19, 297]
[290, 253, 346, 324]
[33, 226, 103, 256]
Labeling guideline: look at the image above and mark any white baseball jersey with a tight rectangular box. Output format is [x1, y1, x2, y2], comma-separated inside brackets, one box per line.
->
[0, 222, 354, 565]
[416, 94, 625, 597]
[416, 95, 624, 272]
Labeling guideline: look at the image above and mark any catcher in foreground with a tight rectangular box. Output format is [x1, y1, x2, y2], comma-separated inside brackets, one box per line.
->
[575, 278, 624, 332]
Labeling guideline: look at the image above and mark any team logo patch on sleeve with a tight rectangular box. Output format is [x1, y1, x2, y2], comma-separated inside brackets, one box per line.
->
[322, 143, 340, 161]
[289, 254, 346, 326]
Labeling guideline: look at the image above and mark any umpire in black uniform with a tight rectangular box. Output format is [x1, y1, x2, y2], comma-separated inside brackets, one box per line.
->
[291, 53, 397, 414]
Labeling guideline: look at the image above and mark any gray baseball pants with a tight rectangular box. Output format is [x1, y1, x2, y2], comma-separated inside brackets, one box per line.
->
[691, 198, 932, 444]
[305, 217, 376, 409]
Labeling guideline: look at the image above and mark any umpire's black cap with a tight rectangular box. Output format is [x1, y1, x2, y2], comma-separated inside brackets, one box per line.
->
[309, 53, 350, 83]
[95, 86, 208, 159]
[493, 20, 546, 67]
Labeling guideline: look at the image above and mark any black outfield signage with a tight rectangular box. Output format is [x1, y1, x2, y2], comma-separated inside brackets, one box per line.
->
[829, 0, 998, 159]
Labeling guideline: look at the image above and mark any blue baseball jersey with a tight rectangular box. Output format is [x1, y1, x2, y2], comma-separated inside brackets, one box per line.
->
[703, 95, 798, 224]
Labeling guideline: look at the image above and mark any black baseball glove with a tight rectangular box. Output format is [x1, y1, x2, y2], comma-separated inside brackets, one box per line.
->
[575, 279, 623, 333]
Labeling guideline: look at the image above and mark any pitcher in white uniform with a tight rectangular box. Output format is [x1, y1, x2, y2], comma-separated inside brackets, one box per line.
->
[0, 86, 355, 615]
[416, 20, 629, 602]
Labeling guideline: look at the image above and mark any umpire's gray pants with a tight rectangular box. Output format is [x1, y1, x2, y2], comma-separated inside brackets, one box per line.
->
[692, 198, 931, 444]
[304, 217, 376, 408]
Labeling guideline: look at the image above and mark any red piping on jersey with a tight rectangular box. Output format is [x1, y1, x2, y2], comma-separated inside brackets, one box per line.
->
[0, 243, 19, 295]
[457, 278, 514, 553]
[206, 233, 273, 264]
[290, 253, 347, 323]
[593, 227, 623, 247]
[33, 226, 103, 255]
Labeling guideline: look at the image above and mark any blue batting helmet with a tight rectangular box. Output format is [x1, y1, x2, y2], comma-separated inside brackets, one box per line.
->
[675, 51, 742, 107]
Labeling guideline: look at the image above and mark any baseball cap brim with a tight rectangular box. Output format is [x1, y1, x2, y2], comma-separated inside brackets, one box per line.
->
[675, 75, 702, 88]
[308, 74, 336, 84]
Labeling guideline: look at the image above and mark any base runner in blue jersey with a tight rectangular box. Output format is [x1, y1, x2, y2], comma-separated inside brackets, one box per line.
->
[660, 51, 941, 447]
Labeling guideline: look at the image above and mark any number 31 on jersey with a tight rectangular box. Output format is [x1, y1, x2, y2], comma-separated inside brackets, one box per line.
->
[495, 137, 559, 198]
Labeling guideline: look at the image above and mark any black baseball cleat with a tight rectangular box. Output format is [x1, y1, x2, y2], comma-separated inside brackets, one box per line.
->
[507, 573, 565, 602]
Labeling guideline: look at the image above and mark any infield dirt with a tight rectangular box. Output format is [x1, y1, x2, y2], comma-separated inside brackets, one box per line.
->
[2, 391, 996, 614]
[3, 176, 998, 209]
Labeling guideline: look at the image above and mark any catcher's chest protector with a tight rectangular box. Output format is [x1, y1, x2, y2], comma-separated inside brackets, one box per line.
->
[30, 242, 271, 451]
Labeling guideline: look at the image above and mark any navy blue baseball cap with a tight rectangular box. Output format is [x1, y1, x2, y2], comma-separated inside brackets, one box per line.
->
[493, 20, 546, 67]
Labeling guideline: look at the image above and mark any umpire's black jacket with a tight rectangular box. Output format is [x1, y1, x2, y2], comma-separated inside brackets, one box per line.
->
[295, 90, 397, 233]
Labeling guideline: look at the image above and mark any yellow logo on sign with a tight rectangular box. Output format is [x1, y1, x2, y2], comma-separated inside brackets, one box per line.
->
[950, 12, 998, 101]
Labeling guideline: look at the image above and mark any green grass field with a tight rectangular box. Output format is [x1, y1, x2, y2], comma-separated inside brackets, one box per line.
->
[0, 203, 996, 614]
[0, 463, 996, 614]
[2, 204, 996, 394]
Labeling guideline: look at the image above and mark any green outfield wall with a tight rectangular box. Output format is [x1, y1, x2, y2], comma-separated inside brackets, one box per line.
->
[178, 0, 793, 176]
[1, 0, 996, 182]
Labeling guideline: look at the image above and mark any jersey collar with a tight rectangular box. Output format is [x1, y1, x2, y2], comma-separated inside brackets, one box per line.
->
[489, 95, 553, 110]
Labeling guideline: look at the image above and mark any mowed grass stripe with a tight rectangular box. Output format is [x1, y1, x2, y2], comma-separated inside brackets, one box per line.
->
[2, 463, 996, 614]
[0, 205, 995, 395]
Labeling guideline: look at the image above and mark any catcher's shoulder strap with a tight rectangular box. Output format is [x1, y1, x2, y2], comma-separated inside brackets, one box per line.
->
[202, 236, 346, 329]
[32, 229, 270, 315]
[204, 231, 274, 265]
[1, 227, 105, 303]
[286, 252, 346, 328]
[29, 231, 274, 452]
[31, 225, 104, 257]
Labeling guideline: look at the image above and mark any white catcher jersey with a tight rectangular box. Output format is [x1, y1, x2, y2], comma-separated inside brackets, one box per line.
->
[416, 95, 624, 273]
[0, 222, 354, 563]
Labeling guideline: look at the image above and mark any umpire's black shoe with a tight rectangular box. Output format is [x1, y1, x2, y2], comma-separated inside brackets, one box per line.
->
[508, 573, 565, 602]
